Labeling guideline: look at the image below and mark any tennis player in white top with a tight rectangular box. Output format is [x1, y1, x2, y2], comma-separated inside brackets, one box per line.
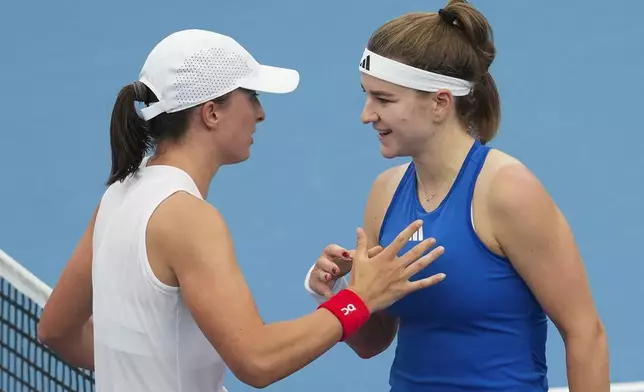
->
[37, 29, 447, 392]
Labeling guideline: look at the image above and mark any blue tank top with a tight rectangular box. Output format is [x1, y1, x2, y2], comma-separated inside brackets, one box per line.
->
[380, 140, 548, 392]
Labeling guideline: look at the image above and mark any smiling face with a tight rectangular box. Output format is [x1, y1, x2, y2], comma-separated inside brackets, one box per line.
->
[360, 9, 501, 148]
[360, 73, 445, 159]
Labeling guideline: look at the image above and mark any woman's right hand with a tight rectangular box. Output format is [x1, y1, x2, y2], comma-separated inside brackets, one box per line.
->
[307, 244, 383, 299]
[348, 220, 446, 313]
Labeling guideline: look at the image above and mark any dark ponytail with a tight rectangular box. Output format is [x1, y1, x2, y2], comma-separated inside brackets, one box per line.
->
[106, 82, 153, 185]
[106, 80, 233, 185]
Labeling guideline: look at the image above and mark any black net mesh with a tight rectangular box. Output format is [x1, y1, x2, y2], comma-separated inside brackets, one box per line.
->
[1, 277, 95, 392]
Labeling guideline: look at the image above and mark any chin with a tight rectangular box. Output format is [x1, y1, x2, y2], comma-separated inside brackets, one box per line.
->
[379, 145, 402, 159]
[235, 153, 251, 164]
[223, 150, 251, 165]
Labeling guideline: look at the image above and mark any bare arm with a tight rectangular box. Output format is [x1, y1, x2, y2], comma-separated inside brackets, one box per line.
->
[151, 192, 346, 388]
[38, 206, 97, 370]
[489, 162, 609, 392]
[343, 167, 403, 359]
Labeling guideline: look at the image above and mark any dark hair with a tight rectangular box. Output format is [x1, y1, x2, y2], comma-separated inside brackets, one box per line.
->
[106, 82, 232, 185]
[367, 0, 500, 143]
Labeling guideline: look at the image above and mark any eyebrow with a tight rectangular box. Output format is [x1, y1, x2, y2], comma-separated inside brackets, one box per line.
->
[361, 84, 396, 97]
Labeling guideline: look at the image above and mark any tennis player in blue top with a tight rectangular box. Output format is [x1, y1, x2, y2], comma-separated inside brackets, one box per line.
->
[304, 1, 609, 391]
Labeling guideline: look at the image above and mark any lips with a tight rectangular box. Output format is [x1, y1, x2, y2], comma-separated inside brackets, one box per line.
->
[378, 130, 392, 137]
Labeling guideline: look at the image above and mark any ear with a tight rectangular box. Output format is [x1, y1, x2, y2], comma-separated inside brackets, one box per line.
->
[198, 100, 221, 131]
[432, 89, 454, 121]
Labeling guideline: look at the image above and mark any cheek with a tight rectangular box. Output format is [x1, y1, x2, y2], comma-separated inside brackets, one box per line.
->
[397, 105, 432, 135]
[227, 113, 254, 135]
[383, 105, 418, 136]
[378, 104, 408, 127]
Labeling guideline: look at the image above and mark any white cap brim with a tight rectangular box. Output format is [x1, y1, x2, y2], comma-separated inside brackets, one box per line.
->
[240, 64, 300, 94]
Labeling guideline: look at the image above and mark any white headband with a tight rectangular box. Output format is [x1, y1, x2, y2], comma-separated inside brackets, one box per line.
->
[358, 48, 473, 96]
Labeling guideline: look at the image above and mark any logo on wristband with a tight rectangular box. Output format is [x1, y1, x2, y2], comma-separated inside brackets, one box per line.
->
[341, 304, 356, 315]
[318, 289, 369, 341]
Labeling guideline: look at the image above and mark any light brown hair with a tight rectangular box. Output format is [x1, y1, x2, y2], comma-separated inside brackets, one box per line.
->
[367, 0, 500, 143]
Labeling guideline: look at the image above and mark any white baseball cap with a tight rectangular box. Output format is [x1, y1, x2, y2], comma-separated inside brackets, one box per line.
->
[138, 29, 300, 121]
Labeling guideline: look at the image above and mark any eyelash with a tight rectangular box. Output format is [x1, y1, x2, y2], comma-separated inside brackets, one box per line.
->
[361, 89, 391, 104]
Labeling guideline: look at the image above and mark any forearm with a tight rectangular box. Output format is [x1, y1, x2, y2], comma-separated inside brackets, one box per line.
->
[564, 326, 609, 392]
[245, 309, 342, 387]
[41, 319, 94, 371]
[345, 311, 397, 358]
[303, 267, 395, 359]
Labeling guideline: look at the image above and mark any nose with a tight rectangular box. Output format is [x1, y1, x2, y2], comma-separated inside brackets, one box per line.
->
[256, 103, 266, 123]
[361, 102, 379, 124]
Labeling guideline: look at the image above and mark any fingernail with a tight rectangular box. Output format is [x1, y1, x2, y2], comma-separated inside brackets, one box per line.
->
[332, 267, 337, 274]
[325, 274, 330, 281]
[342, 252, 350, 258]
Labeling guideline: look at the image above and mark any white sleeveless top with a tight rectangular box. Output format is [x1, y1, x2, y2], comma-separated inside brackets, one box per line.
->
[92, 158, 228, 392]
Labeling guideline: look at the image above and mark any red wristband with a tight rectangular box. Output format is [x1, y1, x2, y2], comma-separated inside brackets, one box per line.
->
[318, 289, 371, 341]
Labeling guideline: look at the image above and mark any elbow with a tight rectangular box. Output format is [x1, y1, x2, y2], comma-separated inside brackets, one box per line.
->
[592, 319, 607, 341]
[232, 357, 278, 389]
[37, 320, 60, 348]
[357, 350, 379, 360]
[347, 333, 394, 359]
[354, 345, 387, 359]
[37, 305, 60, 346]
[562, 318, 609, 375]
[592, 320, 609, 348]
[562, 317, 608, 353]
[37, 318, 71, 353]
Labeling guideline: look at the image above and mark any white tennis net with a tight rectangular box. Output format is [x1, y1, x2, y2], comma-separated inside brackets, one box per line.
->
[0, 248, 95, 391]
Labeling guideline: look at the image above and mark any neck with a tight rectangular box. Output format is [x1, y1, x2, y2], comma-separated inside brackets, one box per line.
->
[148, 143, 222, 199]
[413, 126, 475, 192]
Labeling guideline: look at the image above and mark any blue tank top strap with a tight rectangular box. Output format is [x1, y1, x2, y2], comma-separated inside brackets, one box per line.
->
[378, 162, 416, 241]
[464, 140, 491, 211]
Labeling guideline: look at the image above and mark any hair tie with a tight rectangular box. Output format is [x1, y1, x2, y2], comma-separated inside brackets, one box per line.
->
[438, 9, 459, 26]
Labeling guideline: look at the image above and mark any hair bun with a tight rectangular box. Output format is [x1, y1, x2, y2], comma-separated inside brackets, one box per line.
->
[438, 9, 459, 26]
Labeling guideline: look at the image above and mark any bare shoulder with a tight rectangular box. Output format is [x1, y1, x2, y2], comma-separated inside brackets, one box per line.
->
[147, 191, 234, 282]
[369, 163, 409, 206]
[375, 163, 410, 187]
[364, 163, 410, 240]
[150, 190, 219, 224]
[148, 191, 224, 244]
[478, 148, 527, 185]
[481, 149, 553, 215]
[475, 148, 563, 258]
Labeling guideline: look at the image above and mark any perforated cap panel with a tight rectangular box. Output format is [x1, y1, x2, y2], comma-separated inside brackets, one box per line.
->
[174, 48, 253, 108]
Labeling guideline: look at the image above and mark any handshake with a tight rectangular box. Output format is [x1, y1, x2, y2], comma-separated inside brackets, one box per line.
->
[304, 220, 446, 314]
